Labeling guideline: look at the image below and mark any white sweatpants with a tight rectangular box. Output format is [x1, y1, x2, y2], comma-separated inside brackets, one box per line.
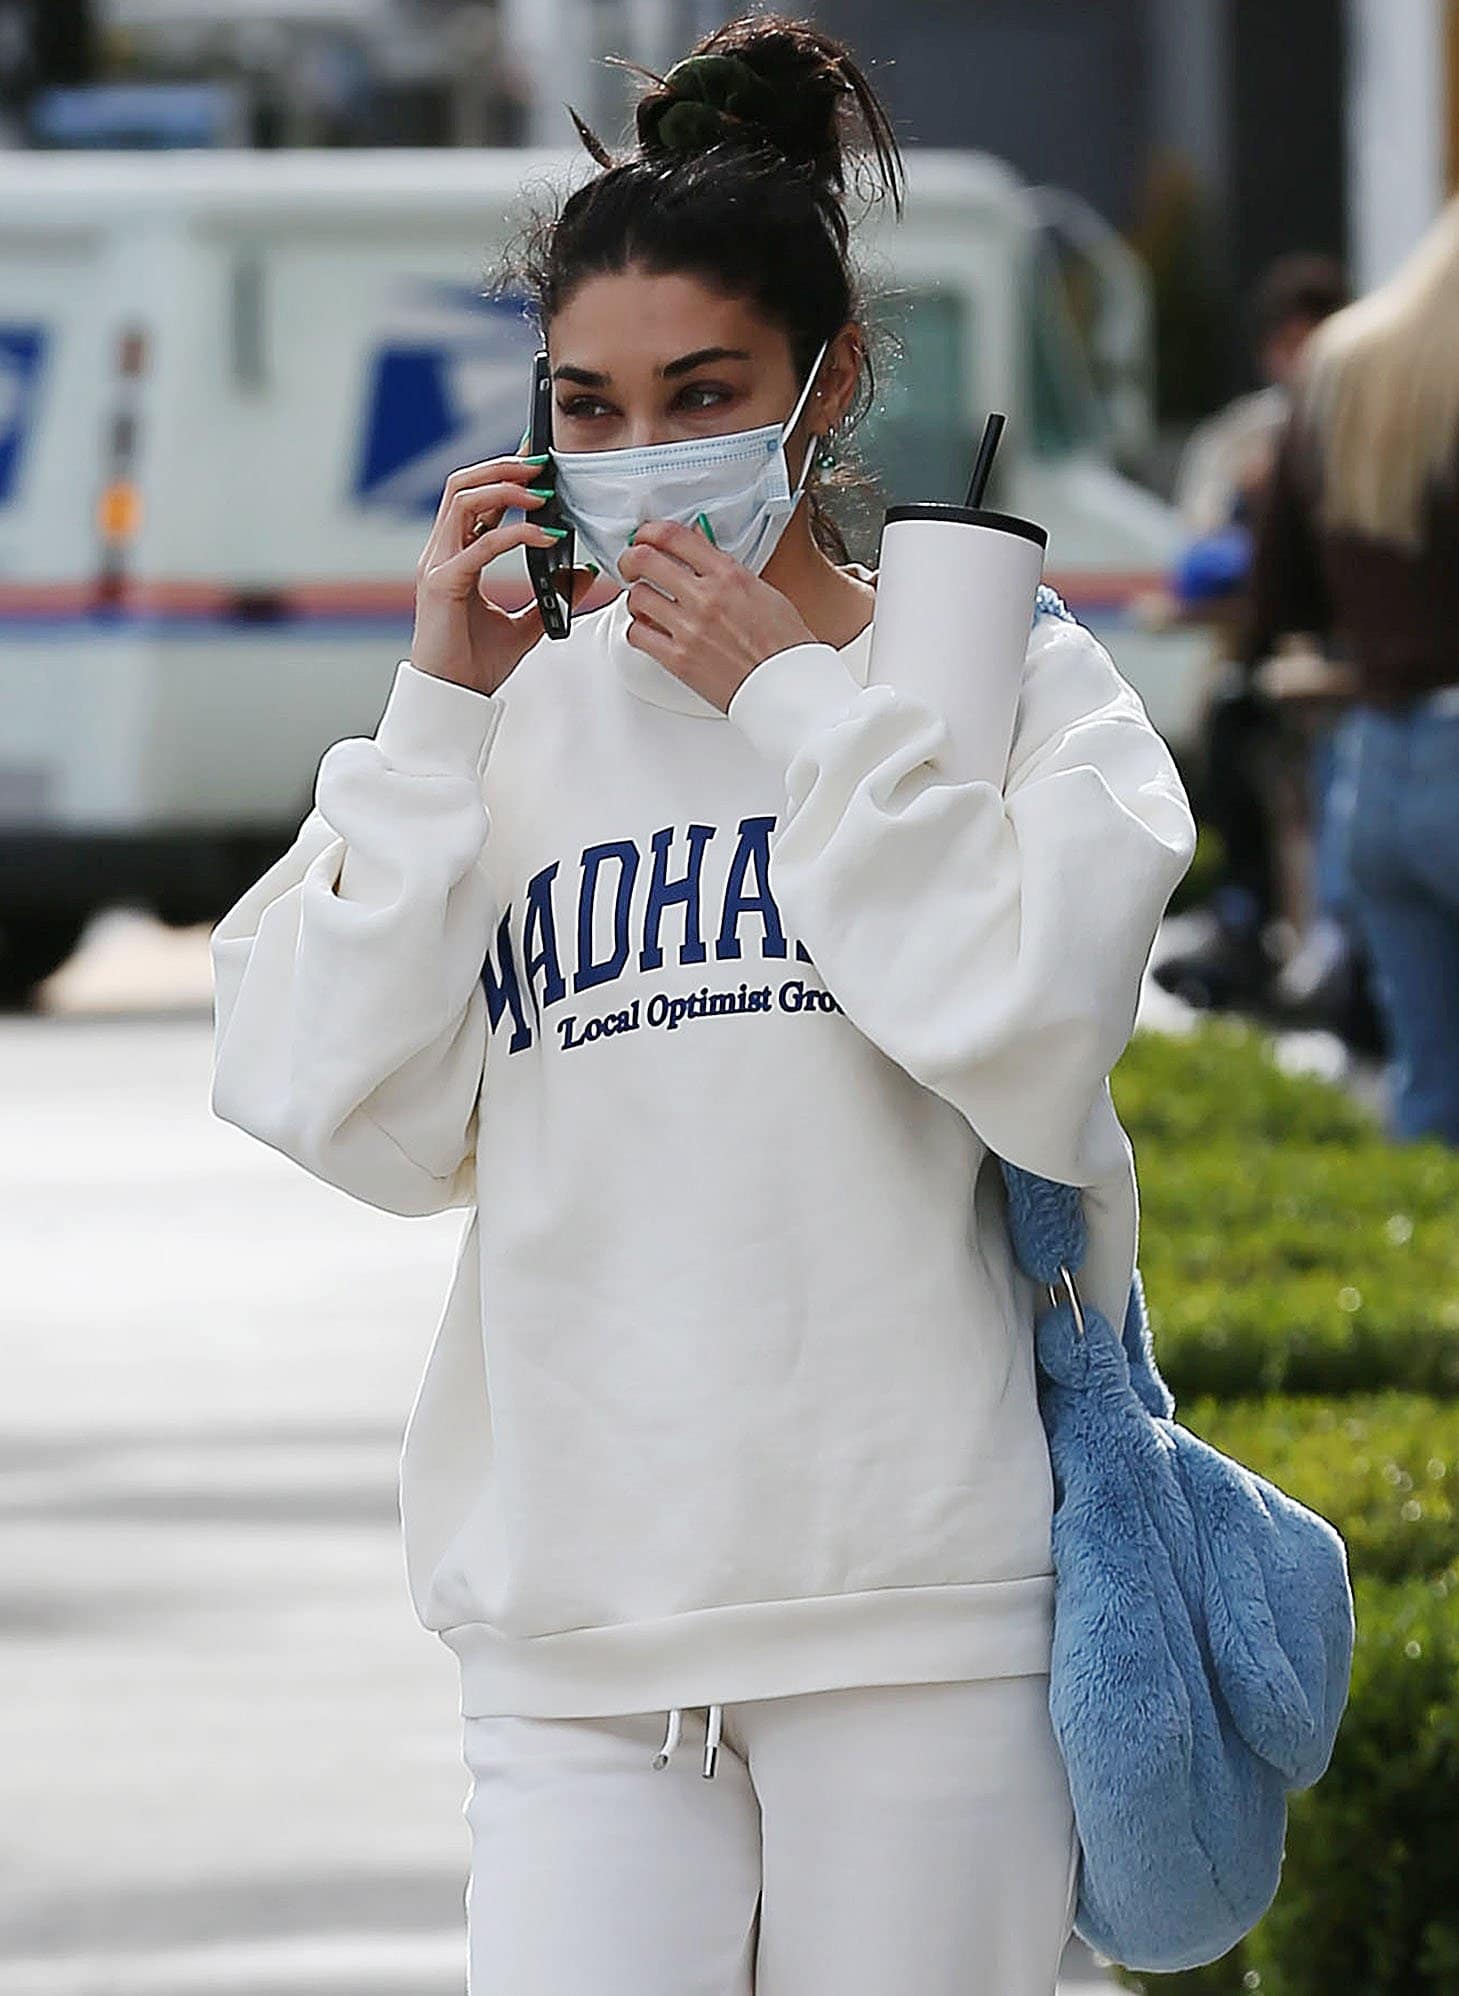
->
[461, 1673, 1080, 1995]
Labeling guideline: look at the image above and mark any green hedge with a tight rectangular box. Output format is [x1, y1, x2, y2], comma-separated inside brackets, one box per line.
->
[1141, 1277, 1459, 1401]
[1099, 1022, 1459, 1993]
[1113, 1568, 1459, 1996]
[1111, 1018, 1377, 1148]
[1111, 1023, 1459, 1399]
[1182, 1394, 1458, 1584]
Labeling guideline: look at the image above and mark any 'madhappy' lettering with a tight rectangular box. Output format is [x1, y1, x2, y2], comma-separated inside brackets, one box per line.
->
[482, 818, 813, 1053]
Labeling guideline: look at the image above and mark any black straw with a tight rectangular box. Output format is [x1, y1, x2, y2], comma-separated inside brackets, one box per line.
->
[964, 412, 1006, 510]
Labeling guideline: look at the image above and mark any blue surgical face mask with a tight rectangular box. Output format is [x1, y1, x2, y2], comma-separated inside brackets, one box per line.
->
[548, 337, 830, 587]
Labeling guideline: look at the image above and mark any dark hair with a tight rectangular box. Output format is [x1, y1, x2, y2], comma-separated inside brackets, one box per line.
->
[1250, 253, 1349, 348]
[486, 11, 905, 563]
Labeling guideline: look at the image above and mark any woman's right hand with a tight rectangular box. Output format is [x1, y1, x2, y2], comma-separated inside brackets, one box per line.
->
[410, 450, 595, 697]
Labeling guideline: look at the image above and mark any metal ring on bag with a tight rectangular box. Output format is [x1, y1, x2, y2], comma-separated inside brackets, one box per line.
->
[1047, 1264, 1086, 1340]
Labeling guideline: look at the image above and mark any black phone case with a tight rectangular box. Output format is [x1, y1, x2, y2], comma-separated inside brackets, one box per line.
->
[523, 350, 575, 640]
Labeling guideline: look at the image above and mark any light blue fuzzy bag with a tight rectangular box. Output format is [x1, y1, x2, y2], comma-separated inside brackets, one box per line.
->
[997, 1158, 1356, 1972]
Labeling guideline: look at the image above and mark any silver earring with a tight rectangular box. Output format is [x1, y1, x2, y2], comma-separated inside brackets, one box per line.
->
[816, 423, 840, 470]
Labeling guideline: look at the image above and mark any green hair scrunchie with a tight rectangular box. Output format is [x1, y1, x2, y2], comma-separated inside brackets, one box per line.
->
[646, 52, 781, 156]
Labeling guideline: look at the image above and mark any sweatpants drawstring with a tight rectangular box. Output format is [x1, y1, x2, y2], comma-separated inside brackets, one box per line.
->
[652, 1703, 723, 1778]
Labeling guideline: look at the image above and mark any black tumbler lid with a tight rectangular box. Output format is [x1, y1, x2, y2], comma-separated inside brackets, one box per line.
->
[883, 503, 1047, 550]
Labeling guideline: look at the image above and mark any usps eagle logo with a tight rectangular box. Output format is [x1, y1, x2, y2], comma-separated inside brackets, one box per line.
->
[351, 283, 540, 517]
[0, 327, 47, 507]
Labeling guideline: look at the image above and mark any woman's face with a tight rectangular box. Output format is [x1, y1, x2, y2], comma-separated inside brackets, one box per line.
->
[546, 267, 850, 460]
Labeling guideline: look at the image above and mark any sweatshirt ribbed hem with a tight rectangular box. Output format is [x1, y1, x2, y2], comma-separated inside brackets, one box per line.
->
[376, 658, 504, 776]
[440, 1574, 1055, 1719]
[725, 639, 865, 773]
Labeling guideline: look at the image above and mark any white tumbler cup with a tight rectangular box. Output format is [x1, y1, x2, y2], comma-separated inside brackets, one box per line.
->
[867, 502, 1048, 789]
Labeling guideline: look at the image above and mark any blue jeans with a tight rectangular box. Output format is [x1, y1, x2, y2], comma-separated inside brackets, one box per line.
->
[1332, 698, 1459, 1142]
[1309, 727, 1352, 923]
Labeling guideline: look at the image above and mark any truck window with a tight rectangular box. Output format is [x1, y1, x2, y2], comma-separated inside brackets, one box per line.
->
[855, 286, 975, 506]
[1022, 231, 1105, 458]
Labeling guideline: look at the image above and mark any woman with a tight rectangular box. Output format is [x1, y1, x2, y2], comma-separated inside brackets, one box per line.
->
[1242, 195, 1459, 1142]
[210, 14, 1195, 1992]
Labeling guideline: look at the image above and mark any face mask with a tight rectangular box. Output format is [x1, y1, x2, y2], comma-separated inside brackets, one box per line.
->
[548, 337, 830, 588]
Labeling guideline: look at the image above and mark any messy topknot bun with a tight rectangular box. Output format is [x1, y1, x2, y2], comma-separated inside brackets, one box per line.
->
[623, 16, 904, 239]
[491, 11, 906, 563]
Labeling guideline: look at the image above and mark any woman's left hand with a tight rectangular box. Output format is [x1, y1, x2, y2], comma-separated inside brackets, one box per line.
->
[617, 519, 817, 712]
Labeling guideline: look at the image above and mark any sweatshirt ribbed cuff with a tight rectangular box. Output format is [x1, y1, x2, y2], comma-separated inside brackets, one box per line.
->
[375, 659, 504, 777]
[726, 641, 865, 774]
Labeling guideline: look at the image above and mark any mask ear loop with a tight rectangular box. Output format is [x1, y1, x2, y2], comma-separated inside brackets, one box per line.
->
[782, 336, 832, 505]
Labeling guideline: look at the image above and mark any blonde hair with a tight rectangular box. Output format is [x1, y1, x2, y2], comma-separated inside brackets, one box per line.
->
[1297, 195, 1459, 550]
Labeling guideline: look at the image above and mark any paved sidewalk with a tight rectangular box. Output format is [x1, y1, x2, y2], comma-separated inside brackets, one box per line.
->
[0, 1932, 1115, 1994]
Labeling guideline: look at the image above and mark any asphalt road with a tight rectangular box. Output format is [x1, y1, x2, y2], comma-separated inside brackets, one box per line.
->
[1, 907, 1160, 1992]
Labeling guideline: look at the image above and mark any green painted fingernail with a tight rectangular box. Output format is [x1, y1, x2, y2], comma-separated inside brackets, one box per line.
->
[695, 511, 717, 544]
[540, 525, 569, 539]
[522, 452, 550, 465]
[626, 525, 638, 545]
[525, 486, 554, 499]
[585, 561, 601, 576]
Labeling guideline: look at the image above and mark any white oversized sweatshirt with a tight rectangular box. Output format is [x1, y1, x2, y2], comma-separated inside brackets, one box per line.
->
[209, 570, 1195, 1726]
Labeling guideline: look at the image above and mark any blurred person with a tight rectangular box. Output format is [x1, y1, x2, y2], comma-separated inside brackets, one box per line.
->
[208, 13, 1195, 1992]
[1153, 254, 1350, 1016]
[1236, 195, 1459, 1142]
[1174, 254, 1349, 538]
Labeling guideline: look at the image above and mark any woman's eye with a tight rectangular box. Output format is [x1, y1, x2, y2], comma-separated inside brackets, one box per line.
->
[556, 385, 732, 421]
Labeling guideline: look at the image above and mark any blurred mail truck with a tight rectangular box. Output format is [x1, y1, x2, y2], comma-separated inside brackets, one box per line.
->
[0, 147, 1203, 1005]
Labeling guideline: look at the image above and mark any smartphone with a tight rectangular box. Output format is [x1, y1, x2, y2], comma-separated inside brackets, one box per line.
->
[523, 350, 575, 639]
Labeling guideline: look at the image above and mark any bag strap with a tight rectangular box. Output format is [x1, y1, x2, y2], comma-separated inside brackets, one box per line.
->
[998, 1160, 1089, 1335]
[999, 1156, 1176, 1417]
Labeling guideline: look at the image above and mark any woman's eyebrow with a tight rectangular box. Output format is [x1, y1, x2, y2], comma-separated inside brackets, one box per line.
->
[551, 346, 753, 387]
